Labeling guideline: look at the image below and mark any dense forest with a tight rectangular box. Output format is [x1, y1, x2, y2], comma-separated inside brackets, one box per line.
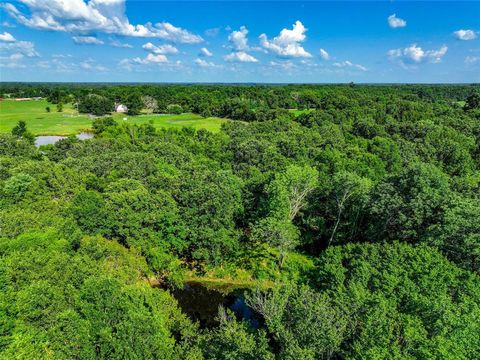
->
[1, 83, 480, 359]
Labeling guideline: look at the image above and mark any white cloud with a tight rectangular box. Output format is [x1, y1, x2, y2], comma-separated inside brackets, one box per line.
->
[142, 42, 178, 54]
[1, 0, 203, 43]
[388, 14, 407, 28]
[31, 57, 106, 72]
[0, 52, 23, 61]
[120, 53, 170, 69]
[194, 58, 220, 68]
[333, 60, 367, 71]
[0, 31, 16, 42]
[110, 39, 132, 48]
[465, 56, 480, 64]
[427, 46, 449, 63]
[137, 53, 169, 64]
[225, 26, 258, 63]
[156, 44, 178, 54]
[72, 36, 104, 45]
[119, 57, 183, 72]
[229, 26, 249, 51]
[9, 52, 24, 61]
[388, 44, 448, 66]
[269, 60, 296, 70]
[0, 39, 38, 57]
[124, 42, 179, 69]
[454, 29, 477, 41]
[319, 48, 329, 60]
[224, 51, 258, 63]
[40, 58, 76, 72]
[0, 38, 29, 71]
[259, 21, 312, 58]
[199, 47, 213, 57]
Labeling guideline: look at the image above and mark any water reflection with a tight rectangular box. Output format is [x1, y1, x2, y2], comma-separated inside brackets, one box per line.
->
[171, 282, 262, 328]
[35, 132, 94, 147]
[35, 136, 66, 147]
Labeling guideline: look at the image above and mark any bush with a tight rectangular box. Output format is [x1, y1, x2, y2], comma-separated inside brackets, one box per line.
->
[167, 104, 183, 114]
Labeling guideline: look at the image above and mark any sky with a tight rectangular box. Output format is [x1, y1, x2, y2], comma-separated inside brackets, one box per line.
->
[0, 0, 479, 83]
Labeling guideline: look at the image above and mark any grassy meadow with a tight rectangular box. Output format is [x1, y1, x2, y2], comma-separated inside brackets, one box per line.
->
[0, 99, 227, 135]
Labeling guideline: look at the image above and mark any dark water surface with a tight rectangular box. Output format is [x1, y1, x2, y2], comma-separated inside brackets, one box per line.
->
[171, 282, 261, 328]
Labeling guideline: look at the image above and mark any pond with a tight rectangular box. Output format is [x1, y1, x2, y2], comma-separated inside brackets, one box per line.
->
[35, 132, 94, 147]
[170, 282, 262, 328]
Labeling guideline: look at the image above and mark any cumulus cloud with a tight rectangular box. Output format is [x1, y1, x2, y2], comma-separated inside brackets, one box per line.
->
[229, 26, 249, 51]
[259, 21, 312, 58]
[142, 42, 179, 54]
[134, 53, 169, 64]
[454, 29, 477, 41]
[224, 51, 258, 63]
[199, 47, 213, 57]
[427, 46, 449, 63]
[72, 36, 104, 45]
[388, 14, 407, 28]
[319, 48, 329, 60]
[225, 26, 258, 63]
[333, 60, 367, 71]
[388, 44, 448, 66]
[1, 0, 202, 43]
[0, 31, 16, 42]
[122, 41, 179, 68]
[119, 53, 177, 70]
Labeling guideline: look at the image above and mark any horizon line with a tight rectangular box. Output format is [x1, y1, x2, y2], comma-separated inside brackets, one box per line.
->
[1, 81, 479, 86]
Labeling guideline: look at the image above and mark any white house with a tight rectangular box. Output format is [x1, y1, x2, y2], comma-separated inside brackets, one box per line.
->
[115, 104, 128, 113]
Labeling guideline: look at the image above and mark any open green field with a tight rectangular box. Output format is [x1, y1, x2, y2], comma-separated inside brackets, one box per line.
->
[110, 113, 227, 133]
[0, 99, 227, 135]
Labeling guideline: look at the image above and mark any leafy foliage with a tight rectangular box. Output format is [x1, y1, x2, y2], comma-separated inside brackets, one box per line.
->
[1, 83, 479, 358]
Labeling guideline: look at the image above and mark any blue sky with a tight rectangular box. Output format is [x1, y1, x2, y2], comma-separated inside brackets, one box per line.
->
[0, 1, 479, 83]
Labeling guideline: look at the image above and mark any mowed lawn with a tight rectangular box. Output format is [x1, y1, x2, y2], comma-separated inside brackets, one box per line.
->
[0, 99, 228, 135]
[0, 100, 91, 135]
[110, 113, 228, 133]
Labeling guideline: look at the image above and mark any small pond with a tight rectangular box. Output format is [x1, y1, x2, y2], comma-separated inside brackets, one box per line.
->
[35, 132, 94, 147]
[170, 282, 262, 328]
